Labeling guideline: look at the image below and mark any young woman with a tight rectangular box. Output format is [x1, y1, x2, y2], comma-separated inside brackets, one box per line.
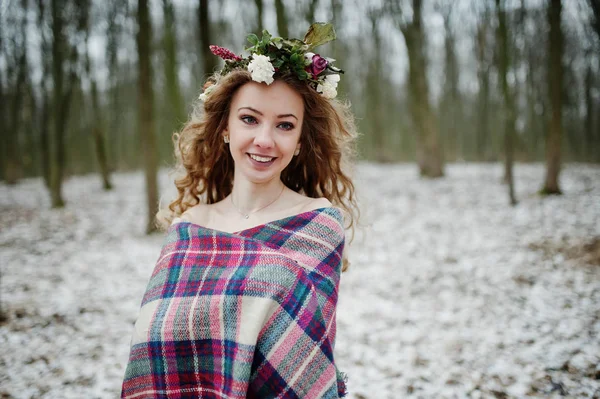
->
[121, 23, 358, 398]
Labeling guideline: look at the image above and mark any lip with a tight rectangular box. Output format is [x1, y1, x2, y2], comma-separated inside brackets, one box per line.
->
[246, 153, 277, 168]
[247, 152, 277, 158]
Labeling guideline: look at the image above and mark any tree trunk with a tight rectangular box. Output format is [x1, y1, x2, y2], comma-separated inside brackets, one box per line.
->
[274, 0, 289, 38]
[589, 0, 600, 43]
[476, 19, 490, 161]
[0, 23, 5, 182]
[40, 91, 51, 186]
[526, 51, 539, 161]
[50, 0, 66, 208]
[91, 80, 112, 190]
[36, 0, 51, 186]
[440, 8, 461, 161]
[367, 11, 385, 159]
[254, 0, 263, 33]
[106, 1, 126, 171]
[5, 51, 26, 185]
[330, 0, 342, 60]
[137, 0, 160, 234]
[162, 0, 185, 126]
[401, 0, 444, 177]
[496, 0, 517, 205]
[48, 0, 79, 204]
[306, 0, 318, 24]
[585, 64, 594, 162]
[3, 0, 30, 184]
[198, 0, 216, 78]
[542, 0, 563, 195]
[80, 0, 112, 190]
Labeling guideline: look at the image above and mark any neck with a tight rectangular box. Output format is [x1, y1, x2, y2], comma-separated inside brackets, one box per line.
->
[229, 176, 285, 215]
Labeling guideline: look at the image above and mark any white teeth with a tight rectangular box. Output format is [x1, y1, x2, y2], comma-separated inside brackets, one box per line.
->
[249, 154, 274, 162]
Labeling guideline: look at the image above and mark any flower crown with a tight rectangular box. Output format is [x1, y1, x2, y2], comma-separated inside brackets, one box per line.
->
[199, 23, 344, 101]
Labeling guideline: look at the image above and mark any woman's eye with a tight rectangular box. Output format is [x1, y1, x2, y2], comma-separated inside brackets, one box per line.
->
[241, 115, 257, 124]
[278, 122, 294, 131]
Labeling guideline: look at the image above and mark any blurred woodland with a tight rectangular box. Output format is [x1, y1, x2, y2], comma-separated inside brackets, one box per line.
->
[0, 0, 599, 230]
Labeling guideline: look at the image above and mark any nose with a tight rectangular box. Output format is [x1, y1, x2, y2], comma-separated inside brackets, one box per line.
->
[253, 124, 275, 148]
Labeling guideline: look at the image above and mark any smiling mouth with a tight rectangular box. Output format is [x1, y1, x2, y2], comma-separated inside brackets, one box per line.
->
[248, 153, 277, 163]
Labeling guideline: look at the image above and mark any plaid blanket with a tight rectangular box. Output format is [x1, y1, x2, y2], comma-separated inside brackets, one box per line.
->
[121, 207, 347, 398]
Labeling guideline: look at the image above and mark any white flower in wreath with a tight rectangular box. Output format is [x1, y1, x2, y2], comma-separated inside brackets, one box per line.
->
[198, 84, 216, 102]
[317, 81, 336, 99]
[317, 74, 340, 99]
[324, 74, 340, 85]
[247, 54, 275, 85]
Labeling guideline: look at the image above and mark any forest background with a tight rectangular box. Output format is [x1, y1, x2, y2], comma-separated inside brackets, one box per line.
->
[1, 1, 600, 397]
[0, 0, 599, 228]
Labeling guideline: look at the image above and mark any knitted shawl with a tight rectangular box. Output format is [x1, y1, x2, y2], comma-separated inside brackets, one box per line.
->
[121, 207, 347, 398]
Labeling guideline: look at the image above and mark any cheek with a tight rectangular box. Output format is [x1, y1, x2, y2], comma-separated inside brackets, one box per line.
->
[292, 128, 303, 149]
[284, 134, 301, 152]
[229, 124, 251, 144]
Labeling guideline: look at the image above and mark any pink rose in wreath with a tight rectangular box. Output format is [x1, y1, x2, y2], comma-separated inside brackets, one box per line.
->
[308, 54, 328, 79]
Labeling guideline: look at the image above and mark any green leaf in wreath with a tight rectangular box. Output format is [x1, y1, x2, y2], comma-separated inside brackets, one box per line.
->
[261, 30, 272, 44]
[281, 38, 308, 52]
[296, 70, 309, 80]
[268, 50, 280, 61]
[272, 37, 283, 49]
[303, 23, 337, 50]
[247, 33, 259, 46]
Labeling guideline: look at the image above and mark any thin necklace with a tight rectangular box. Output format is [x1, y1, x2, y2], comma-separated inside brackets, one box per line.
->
[230, 185, 285, 219]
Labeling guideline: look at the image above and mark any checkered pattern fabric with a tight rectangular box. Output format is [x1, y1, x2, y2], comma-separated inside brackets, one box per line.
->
[121, 207, 347, 398]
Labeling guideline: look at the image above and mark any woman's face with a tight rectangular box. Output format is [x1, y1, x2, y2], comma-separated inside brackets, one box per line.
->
[225, 80, 304, 185]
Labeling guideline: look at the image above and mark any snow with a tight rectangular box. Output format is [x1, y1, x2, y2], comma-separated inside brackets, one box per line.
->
[1, 163, 599, 398]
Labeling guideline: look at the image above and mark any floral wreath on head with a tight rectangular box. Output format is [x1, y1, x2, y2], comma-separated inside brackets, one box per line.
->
[199, 23, 344, 101]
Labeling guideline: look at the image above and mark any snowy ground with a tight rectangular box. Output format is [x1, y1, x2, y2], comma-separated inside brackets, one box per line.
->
[0, 163, 599, 399]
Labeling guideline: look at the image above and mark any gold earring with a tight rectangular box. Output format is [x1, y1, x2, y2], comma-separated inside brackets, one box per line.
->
[294, 148, 300, 156]
[224, 135, 230, 143]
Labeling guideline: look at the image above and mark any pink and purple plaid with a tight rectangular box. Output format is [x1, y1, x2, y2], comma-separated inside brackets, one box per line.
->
[121, 207, 347, 398]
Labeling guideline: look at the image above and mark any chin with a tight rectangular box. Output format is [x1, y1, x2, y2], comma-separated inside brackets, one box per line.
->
[235, 154, 290, 184]
[242, 171, 282, 185]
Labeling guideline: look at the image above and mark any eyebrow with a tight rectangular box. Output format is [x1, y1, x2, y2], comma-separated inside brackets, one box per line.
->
[238, 106, 298, 121]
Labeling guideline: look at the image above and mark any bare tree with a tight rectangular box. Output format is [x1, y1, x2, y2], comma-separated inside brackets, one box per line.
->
[476, 6, 491, 161]
[137, 0, 160, 233]
[198, 0, 216, 77]
[35, 0, 52, 187]
[0, 16, 4, 182]
[331, 0, 342, 26]
[254, 0, 264, 32]
[584, 58, 596, 161]
[105, 1, 128, 170]
[522, 3, 540, 161]
[49, 0, 79, 208]
[274, 0, 289, 37]
[542, 0, 564, 194]
[495, 0, 517, 205]
[304, 0, 319, 24]
[81, 0, 112, 190]
[439, 4, 462, 160]
[588, 0, 600, 41]
[163, 0, 185, 126]
[387, 0, 444, 177]
[3, 0, 29, 184]
[365, 8, 386, 160]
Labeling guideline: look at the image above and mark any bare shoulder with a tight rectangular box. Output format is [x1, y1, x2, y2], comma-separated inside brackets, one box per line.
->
[299, 196, 333, 213]
[180, 202, 212, 225]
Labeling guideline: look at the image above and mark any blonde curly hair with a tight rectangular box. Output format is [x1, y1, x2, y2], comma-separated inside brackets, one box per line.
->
[157, 69, 359, 270]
